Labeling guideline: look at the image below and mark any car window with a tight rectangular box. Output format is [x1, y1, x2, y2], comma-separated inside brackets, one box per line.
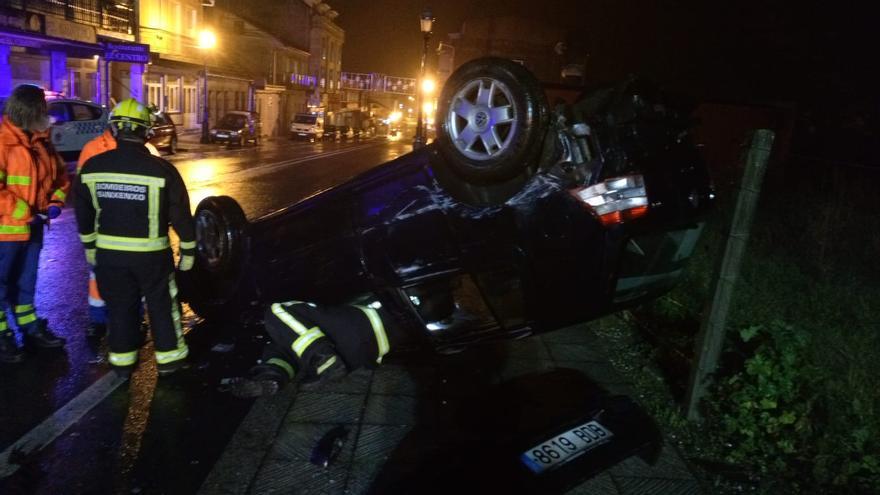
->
[219, 114, 246, 128]
[48, 102, 70, 124]
[71, 103, 101, 121]
[152, 113, 173, 126]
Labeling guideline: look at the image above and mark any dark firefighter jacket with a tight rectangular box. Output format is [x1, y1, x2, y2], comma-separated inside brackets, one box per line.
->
[74, 140, 195, 266]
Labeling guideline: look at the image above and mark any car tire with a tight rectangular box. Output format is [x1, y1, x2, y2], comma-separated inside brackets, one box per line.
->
[181, 196, 249, 320]
[436, 56, 550, 182]
[433, 57, 550, 205]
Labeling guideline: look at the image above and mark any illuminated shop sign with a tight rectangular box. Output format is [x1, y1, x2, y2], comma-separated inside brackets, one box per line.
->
[102, 41, 150, 64]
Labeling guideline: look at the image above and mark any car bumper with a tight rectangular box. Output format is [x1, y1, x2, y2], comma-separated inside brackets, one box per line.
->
[291, 132, 316, 139]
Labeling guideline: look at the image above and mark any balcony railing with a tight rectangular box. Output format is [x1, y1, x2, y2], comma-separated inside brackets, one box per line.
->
[19, 0, 135, 35]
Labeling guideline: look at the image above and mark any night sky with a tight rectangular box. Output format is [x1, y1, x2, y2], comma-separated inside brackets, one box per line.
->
[329, 0, 873, 105]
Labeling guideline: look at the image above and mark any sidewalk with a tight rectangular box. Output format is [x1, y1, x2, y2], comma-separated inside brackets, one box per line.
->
[198, 321, 704, 495]
[175, 130, 228, 154]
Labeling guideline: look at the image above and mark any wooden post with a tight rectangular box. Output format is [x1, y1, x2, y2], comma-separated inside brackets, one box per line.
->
[685, 129, 776, 421]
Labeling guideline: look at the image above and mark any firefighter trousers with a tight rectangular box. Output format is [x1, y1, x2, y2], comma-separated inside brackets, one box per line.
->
[0, 225, 43, 335]
[260, 301, 392, 384]
[94, 257, 188, 369]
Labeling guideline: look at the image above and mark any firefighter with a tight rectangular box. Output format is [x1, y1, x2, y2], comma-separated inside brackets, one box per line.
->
[76, 128, 160, 339]
[227, 300, 392, 398]
[0, 84, 69, 363]
[74, 99, 195, 377]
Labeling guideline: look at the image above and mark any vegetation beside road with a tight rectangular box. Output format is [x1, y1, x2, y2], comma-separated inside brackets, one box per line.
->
[602, 156, 880, 494]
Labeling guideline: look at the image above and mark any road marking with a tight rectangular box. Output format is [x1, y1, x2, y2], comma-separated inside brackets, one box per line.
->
[0, 372, 126, 478]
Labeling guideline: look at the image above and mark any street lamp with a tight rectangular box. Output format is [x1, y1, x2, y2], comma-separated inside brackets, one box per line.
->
[413, 8, 434, 149]
[198, 29, 217, 144]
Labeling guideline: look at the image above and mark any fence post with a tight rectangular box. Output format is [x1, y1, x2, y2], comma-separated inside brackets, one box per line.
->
[685, 129, 776, 421]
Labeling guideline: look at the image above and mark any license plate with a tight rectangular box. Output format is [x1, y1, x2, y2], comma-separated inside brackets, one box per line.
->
[216, 133, 228, 138]
[520, 420, 613, 474]
[297, 133, 307, 136]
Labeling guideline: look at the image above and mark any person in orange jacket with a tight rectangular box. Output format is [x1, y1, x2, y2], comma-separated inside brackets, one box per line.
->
[0, 84, 70, 363]
[77, 129, 115, 339]
[77, 129, 160, 339]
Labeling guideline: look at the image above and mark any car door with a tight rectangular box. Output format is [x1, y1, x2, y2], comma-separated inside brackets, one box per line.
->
[48, 102, 73, 152]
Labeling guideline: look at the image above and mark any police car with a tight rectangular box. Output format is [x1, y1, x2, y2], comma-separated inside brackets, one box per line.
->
[47, 97, 109, 162]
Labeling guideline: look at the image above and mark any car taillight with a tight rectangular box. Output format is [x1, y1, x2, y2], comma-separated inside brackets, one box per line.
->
[570, 175, 649, 226]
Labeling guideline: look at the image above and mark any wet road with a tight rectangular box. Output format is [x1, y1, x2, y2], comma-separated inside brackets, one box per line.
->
[0, 136, 413, 494]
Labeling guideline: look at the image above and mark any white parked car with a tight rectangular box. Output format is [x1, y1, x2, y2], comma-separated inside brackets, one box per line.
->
[47, 98, 109, 161]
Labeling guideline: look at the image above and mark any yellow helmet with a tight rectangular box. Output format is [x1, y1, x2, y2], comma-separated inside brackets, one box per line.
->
[109, 98, 151, 132]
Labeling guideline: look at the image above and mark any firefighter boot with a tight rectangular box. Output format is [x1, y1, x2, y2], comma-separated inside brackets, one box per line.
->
[157, 358, 189, 377]
[23, 318, 66, 349]
[228, 363, 288, 398]
[0, 332, 24, 363]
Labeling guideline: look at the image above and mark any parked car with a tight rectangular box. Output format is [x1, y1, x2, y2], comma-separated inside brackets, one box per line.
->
[336, 124, 354, 140]
[149, 111, 178, 154]
[321, 124, 340, 140]
[289, 113, 324, 141]
[209, 111, 261, 146]
[182, 57, 714, 357]
[46, 98, 109, 162]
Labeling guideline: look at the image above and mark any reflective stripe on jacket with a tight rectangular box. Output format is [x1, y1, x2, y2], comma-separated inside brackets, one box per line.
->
[73, 140, 195, 257]
[0, 118, 70, 241]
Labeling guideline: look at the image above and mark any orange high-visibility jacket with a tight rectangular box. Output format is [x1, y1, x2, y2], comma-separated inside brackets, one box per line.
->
[0, 119, 70, 241]
[77, 129, 116, 172]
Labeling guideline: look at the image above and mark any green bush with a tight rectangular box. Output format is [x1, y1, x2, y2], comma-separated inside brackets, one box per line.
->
[707, 321, 816, 480]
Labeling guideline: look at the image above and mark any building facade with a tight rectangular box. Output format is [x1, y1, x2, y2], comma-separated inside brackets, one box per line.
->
[1, 0, 140, 102]
[216, 0, 345, 121]
[207, 8, 311, 137]
[138, 0, 206, 129]
[3, 0, 344, 139]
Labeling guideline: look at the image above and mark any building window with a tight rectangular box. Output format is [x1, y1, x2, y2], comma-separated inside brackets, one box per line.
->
[190, 9, 198, 36]
[147, 83, 162, 109]
[184, 86, 196, 113]
[167, 85, 179, 112]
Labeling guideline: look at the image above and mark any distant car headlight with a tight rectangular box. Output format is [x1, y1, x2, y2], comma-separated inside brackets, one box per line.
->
[230, 130, 240, 135]
[210, 129, 217, 135]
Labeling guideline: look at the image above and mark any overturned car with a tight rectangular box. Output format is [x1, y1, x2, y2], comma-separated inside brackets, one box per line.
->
[182, 57, 713, 354]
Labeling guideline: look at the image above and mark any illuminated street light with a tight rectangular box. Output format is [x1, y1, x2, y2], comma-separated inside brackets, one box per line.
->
[421, 77, 436, 95]
[199, 29, 217, 144]
[198, 29, 217, 50]
[413, 8, 434, 149]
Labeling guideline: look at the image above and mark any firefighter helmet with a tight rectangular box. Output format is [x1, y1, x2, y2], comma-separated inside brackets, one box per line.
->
[109, 99, 151, 132]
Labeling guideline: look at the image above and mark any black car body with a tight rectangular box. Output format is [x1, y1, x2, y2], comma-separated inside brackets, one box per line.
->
[210, 111, 261, 146]
[184, 58, 713, 355]
[149, 111, 178, 153]
[322, 124, 340, 140]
